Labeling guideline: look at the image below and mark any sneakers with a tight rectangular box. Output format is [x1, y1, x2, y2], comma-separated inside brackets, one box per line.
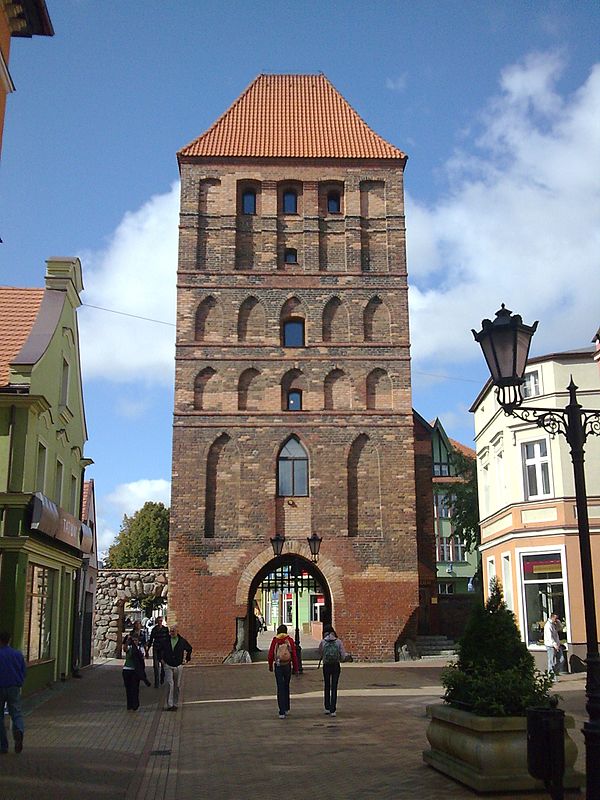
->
[324, 709, 330, 715]
[278, 713, 286, 719]
[14, 730, 23, 753]
[330, 711, 336, 717]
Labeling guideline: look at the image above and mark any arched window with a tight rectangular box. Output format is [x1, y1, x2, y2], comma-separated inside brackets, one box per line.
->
[242, 190, 256, 215]
[327, 191, 341, 214]
[282, 318, 305, 347]
[283, 190, 297, 214]
[277, 437, 309, 497]
[284, 248, 297, 264]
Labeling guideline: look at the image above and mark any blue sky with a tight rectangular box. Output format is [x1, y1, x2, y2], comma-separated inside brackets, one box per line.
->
[2, 1, 599, 553]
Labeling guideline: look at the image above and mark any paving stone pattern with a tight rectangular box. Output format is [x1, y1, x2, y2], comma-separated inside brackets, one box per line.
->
[0, 660, 586, 799]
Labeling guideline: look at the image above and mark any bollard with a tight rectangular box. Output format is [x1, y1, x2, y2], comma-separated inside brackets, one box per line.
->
[527, 697, 565, 800]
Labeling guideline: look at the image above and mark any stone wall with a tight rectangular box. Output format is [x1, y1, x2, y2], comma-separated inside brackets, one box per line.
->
[94, 569, 168, 659]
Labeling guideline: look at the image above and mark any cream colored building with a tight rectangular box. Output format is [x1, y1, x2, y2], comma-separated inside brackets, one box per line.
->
[471, 346, 600, 662]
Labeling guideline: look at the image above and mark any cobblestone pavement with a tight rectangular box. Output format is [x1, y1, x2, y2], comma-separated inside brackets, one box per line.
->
[0, 659, 587, 799]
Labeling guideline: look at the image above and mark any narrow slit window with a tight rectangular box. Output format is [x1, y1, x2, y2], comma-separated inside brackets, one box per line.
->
[283, 190, 297, 214]
[287, 390, 302, 411]
[242, 190, 256, 215]
[327, 191, 341, 214]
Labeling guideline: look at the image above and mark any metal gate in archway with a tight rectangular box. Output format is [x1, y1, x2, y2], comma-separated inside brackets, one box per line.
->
[248, 554, 332, 665]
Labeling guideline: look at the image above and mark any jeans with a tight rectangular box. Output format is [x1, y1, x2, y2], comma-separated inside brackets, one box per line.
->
[0, 686, 24, 752]
[122, 669, 141, 710]
[164, 664, 184, 708]
[546, 646, 559, 675]
[323, 663, 341, 713]
[152, 650, 165, 687]
[274, 664, 292, 715]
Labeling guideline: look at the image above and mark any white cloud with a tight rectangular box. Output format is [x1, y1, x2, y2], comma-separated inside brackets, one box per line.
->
[79, 182, 179, 384]
[96, 516, 118, 559]
[105, 478, 171, 520]
[386, 74, 408, 92]
[407, 53, 600, 367]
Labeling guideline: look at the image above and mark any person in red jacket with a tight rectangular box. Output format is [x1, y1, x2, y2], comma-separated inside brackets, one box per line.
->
[267, 624, 299, 718]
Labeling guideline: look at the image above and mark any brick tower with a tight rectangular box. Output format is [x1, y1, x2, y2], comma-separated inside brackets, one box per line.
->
[170, 74, 420, 662]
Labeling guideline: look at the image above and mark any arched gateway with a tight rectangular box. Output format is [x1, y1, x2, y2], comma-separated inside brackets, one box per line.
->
[94, 569, 168, 658]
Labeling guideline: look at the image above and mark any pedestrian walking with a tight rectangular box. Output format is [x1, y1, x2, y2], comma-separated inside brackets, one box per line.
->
[319, 624, 347, 716]
[544, 613, 561, 680]
[122, 632, 151, 710]
[267, 624, 299, 719]
[122, 620, 147, 654]
[147, 616, 169, 688]
[0, 631, 26, 754]
[159, 624, 192, 711]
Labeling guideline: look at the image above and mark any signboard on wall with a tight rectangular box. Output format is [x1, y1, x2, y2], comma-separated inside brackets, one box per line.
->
[30, 492, 92, 553]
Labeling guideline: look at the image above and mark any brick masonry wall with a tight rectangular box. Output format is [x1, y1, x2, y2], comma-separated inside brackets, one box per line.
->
[170, 155, 423, 663]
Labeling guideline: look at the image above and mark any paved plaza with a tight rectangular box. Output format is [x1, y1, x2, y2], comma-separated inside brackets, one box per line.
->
[0, 658, 587, 799]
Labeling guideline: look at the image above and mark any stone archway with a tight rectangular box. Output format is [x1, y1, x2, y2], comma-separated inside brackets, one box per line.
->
[94, 569, 168, 658]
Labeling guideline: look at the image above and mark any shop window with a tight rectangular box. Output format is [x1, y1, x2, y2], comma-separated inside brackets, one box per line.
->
[287, 389, 302, 411]
[23, 564, 55, 662]
[242, 190, 256, 215]
[284, 248, 298, 264]
[277, 436, 309, 497]
[283, 190, 297, 214]
[282, 318, 305, 347]
[521, 552, 566, 647]
[522, 439, 552, 500]
[327, 190, 341, 214]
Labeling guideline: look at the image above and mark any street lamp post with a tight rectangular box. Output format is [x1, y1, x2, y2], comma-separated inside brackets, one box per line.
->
[473, 305, 600, 800]
[270, 531, 323, 675]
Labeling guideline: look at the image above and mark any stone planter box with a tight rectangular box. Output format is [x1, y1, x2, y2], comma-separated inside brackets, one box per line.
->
[423, 704, 583, 793]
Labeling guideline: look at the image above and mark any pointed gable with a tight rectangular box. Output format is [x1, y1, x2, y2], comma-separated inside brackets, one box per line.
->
[178, 74, 406, 161]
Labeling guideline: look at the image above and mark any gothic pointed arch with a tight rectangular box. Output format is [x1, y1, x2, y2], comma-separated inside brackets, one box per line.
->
[366, 368, 392, 410]
[322, 297, 350, 342]
[195, 296, 223, 342]
[194, 367, 219, 410]
[205, 433, 240, 537]
[324, 368, 352, 410]
[277, 435, 309, 497]
[238, 367, 261, 411]
[237, 296, 266, 342]
[364, 296, 391, 342]
[347, 434, 382, 536]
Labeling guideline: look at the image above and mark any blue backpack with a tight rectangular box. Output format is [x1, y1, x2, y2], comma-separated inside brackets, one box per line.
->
[322, 638, 341, 665]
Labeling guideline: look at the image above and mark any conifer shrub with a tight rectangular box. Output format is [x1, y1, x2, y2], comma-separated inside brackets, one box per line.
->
[441, 577, 553, 716]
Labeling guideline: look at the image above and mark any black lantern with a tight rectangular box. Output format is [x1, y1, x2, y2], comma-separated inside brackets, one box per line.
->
[307, 532, 322, 562]
[270, 531, 285, 557]
[472, 304, 538, 411]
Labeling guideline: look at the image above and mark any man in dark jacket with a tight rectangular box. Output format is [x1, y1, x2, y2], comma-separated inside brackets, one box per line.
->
[147, 616, 169, 688]
[0, 631, 26, 753]
[159, 624, 192, 711]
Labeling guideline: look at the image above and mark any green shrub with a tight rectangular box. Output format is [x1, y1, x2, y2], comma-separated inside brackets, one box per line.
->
[442, 577, 553, 716]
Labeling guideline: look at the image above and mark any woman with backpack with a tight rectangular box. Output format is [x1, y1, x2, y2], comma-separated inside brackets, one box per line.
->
[319, 624, 347, 717]
[267, 624, 299, 719]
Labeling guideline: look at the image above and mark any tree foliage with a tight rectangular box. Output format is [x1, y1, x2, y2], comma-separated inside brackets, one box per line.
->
[442, 578, 553, 716]
[105, 501, 169, 569]
[446, 447, 480, 552]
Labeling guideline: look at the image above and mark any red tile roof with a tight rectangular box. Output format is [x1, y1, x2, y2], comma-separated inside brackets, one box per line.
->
[0, 288, 45, 386]
[450, 438, 476, 460]
[178, 74, 406, 161]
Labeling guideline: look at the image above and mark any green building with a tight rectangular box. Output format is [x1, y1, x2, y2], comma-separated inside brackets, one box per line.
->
[431, 418, 479, 595]
[0, 257, 93, 694]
